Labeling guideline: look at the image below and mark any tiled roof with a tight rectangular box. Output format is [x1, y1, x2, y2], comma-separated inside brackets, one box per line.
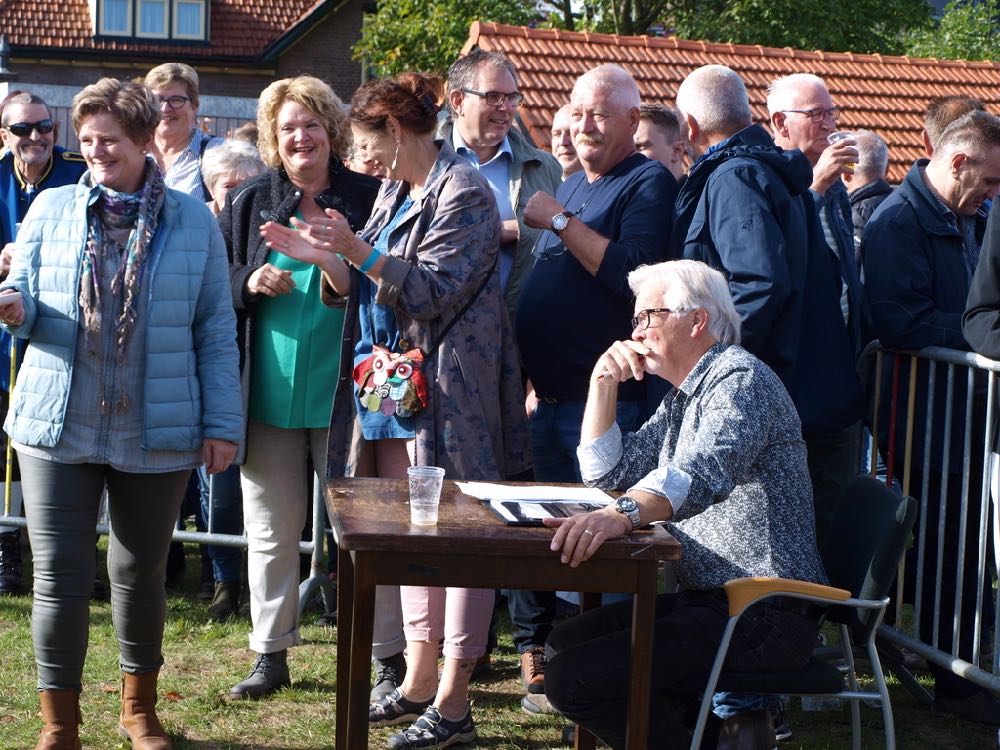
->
[1, 0, 326, 60]
[466, 22, 1000, 183]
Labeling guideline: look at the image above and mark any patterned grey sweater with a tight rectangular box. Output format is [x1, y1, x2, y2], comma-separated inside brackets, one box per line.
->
[579, 343, 828, 590]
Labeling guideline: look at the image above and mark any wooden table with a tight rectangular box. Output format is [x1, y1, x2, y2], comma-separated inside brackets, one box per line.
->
[327, 477, 682, 750]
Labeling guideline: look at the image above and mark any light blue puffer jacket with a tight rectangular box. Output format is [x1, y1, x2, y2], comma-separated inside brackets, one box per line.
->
[0, 181, 243, 452]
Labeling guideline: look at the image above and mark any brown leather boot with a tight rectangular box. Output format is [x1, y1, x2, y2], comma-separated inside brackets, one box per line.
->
[118, 670, 172, 749]
[35, 689, 82, 750]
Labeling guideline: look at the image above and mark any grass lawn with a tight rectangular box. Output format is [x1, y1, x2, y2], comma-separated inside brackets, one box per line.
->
[0, 544, 995, 749]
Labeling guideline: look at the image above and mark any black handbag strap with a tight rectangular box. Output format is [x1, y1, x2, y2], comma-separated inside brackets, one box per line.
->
[425, 248, 500, 357]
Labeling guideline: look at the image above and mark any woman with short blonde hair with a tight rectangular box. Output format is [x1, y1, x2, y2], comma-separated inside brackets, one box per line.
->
[3, 76, 241, 749]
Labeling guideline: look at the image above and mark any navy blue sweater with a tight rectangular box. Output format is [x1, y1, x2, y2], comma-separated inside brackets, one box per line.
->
[516, 153, 677, 402]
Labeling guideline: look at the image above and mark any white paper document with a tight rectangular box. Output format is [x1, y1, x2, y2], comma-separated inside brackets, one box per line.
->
[457, 482, 613, 525]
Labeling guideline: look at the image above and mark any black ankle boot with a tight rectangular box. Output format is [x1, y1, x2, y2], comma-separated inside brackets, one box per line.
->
[0, 530, 23, 596]
[227, 650, 290, 700]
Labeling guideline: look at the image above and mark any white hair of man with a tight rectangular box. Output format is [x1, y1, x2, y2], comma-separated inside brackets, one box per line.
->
[675, 65, 752, 136]
[628, 260, 742, 346]
[934, 110, 1000, 164]
[766, 73, 827, 115]
[574, 64, 641, 112]
[852, 129, 889, 181]
[200, 139, 266, 190]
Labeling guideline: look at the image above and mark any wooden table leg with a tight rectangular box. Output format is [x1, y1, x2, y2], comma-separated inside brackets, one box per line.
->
[573, 592, 602, 750]
[347, 551, 378, 750]
[334, 545, 354, 750]
[625, 560, 659, 749]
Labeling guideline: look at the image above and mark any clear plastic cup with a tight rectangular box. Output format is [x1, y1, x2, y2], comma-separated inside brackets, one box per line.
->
[828, 130, 856, 171]
[407, 466, 445, 526]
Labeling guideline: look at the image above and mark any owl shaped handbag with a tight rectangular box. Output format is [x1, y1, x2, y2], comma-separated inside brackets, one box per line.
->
[352, 250, 498, 419]
[353, 345, 429, 418]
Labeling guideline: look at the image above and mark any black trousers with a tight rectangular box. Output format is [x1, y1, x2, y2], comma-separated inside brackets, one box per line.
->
[544, 589, 819, 750]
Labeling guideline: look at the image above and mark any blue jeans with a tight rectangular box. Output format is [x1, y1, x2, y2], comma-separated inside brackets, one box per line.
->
[509, 399, 644, 652]
[195, 464, 243, 583]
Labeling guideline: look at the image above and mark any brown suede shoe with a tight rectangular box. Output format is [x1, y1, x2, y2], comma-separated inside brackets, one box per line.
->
[520, 647, 546, 694]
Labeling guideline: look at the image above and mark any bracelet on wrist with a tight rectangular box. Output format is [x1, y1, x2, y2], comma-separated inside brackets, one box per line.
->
[357, 248, 381, 274]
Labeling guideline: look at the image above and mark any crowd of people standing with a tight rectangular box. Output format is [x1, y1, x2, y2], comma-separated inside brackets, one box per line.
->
[0, 46, 999, 750]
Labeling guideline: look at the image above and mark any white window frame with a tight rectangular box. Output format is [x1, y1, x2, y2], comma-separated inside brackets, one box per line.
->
[99, 0, 132, 36]
[136, 0, 169, 39]
[172, 0, 206, 41]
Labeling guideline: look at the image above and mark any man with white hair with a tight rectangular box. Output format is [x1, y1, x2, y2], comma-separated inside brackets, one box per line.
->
[767, 73, 865, 349]
[865, 109, 1000, 724]
[842, 129, 892, 263]
[671, 65, 863, 549]
[542, 259, 827, 748]
[513, 63, 676, 697]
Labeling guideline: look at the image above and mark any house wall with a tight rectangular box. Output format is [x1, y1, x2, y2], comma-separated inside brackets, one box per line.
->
[275, 0, 367, 104]
[0, 0, 369, 149]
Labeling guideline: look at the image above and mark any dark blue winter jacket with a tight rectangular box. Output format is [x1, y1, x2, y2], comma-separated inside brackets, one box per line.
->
[671, 124, 864, 434]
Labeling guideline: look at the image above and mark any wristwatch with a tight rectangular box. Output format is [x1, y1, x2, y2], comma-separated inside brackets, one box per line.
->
[614, 495, 642, 531]
[550, 210, 573, 235]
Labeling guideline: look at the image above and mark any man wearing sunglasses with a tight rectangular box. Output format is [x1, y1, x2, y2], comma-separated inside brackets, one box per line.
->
[0, 92, 86, 262]
[0, 91, 86, 596]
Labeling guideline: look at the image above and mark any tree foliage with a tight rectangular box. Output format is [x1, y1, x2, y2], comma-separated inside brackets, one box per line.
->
[905, 0, 1000, 61]
[353, 0, 535, 78]
[354, 0, 941, 80]
[666, 0, 930, 54]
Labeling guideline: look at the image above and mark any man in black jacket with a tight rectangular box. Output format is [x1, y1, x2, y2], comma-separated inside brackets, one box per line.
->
[867, 110, 1000, 724]
[672, 64, 863, 547]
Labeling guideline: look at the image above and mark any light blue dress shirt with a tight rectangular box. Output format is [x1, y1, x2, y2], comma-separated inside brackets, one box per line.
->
[450, 126, 516, 291]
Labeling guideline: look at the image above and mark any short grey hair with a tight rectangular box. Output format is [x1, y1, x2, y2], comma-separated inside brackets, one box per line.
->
[852, 129, 889, 181]
[766, 73, 827, 115]
[200, 139, 266, 192]
[628, 260, 741, 345]
[573, 64, 641, 113]
[675, 65, 751, 136]
[935, 110, 1000, 163]
[446, 48, 517, 114]
[1, 92, 49, 126]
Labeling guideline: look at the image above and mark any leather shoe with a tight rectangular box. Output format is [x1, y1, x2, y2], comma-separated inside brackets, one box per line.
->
[227, 650, 290, 700]
[716, 708, 776, 750]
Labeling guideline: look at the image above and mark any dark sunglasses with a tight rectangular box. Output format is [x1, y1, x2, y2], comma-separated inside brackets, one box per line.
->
[4, 119, 54, 137]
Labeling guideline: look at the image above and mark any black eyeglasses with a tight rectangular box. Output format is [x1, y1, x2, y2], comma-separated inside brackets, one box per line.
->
[462, 88, 524, 108]
[631, 307, 686, 330]
[781, 107, 839, 123]
[4, 119, 54, 137]
[157, 95, 191, 110]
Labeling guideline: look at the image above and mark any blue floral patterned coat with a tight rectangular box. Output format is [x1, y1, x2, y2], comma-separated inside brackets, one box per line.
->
[326, 141, 530, 481]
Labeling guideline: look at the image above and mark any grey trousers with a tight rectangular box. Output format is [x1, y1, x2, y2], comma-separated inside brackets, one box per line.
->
[18, 452, 189, 691]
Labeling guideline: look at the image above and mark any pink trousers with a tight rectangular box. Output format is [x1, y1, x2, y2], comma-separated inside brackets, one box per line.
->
[399, 586, 495, 660]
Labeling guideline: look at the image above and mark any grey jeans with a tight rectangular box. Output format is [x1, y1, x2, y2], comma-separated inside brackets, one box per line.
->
[18, 452, 189, 691]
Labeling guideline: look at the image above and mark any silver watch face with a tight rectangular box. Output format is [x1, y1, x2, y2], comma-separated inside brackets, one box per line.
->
[616, 496, 638, 514]
[551, 213, 570, 232]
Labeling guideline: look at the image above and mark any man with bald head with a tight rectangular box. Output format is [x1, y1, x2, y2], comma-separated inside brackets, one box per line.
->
[513, 64, 676, 697]
[550, 103, 582, 179]
[672, 65, 863, 547]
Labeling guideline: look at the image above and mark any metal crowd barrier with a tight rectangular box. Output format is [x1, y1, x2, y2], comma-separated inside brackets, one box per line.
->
[863, 342, 1000, 697]
[0, 470, 336, 620]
